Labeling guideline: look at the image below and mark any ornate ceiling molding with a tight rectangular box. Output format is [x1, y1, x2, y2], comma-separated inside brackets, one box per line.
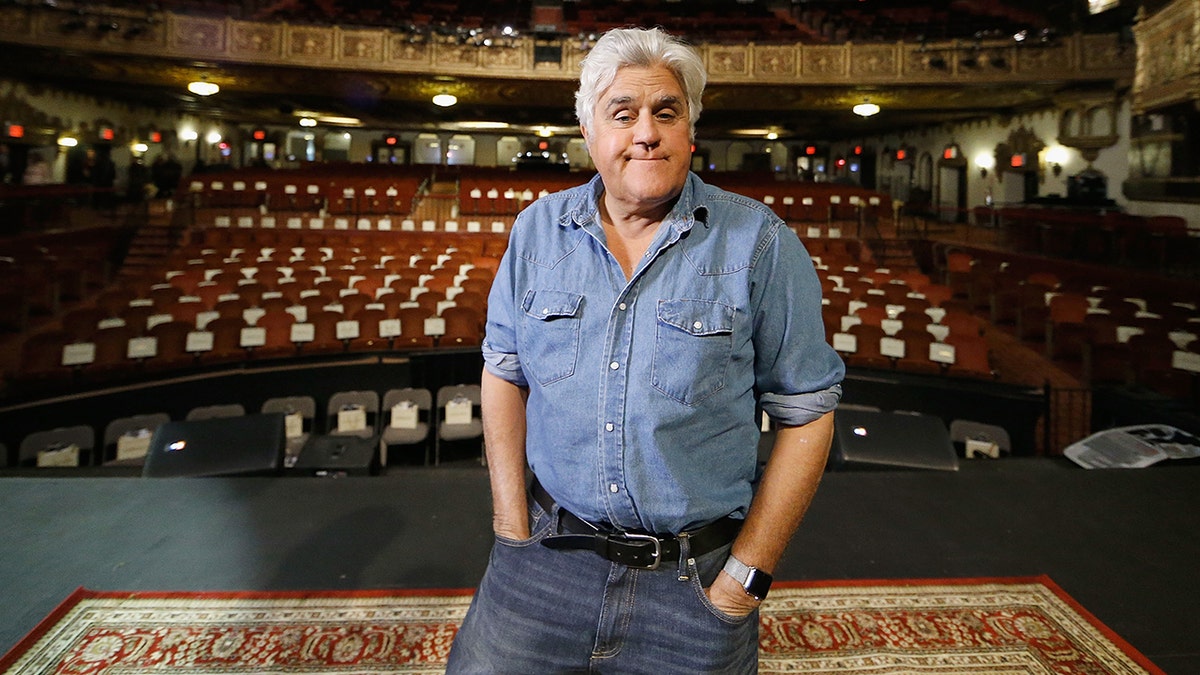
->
[0, 5, 1134, 89]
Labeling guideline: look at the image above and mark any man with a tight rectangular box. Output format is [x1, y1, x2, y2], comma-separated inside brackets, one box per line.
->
[447, 27, 844, 673]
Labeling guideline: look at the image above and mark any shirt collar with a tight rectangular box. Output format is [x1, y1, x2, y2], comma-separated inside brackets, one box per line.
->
[563, 172, 710, 233]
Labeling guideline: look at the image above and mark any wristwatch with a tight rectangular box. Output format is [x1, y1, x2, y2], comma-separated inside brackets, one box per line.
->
[722, 554, 773, 600]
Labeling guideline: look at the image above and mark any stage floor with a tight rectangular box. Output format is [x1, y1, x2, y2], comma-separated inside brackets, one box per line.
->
[2, 459, 1198, 672]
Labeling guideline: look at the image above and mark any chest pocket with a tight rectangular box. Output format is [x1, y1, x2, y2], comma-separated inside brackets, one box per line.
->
[651, 298, 735, 406]
[520, 289, 584, 386]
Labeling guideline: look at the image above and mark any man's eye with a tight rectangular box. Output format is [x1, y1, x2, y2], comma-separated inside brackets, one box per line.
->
[614, 114, 633, 123]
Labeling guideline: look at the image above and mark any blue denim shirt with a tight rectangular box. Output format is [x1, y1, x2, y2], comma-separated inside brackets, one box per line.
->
[483, 172, 844, 534]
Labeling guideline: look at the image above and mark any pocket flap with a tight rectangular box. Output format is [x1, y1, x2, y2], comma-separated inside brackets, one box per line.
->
[657, 299, 734, 336]
[523, 290, 584, 321]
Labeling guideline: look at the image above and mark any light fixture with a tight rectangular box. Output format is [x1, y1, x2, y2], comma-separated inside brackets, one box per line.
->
[298, 117, 317, 127]
[975, 152, 995, 178]
[179, 129, 199, 142]
[432, 93, 458, 107]
[1045, 145, 1069, 177]
[205, 131, 222, 144]
[187, 80, 219, 96]
[131, 142, 149, 153]
[853, 101, 880, 117]
[57, 136, 78, 148]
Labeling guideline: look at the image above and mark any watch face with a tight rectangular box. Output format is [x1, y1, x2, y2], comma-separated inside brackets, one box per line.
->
[745, 569, 773, 600]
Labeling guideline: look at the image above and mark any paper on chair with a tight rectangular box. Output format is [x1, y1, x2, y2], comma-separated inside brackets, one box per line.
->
[338, 406, 366, 432]
[445, 397, 472, 425]
[391, 401, 419, 429]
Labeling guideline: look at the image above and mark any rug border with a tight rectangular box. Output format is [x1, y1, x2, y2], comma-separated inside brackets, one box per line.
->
[1, 577, 1163, 675]
[773, 574, 1165, 675]
[0, 586, 475, 673]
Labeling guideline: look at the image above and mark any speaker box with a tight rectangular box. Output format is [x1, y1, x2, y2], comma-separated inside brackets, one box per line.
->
[290, 433, 379, 477]
[831, 408, 959, 471]
[143, 413, 286, 478]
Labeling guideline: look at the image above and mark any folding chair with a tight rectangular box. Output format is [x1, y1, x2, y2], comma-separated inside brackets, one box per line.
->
[435, 383, 483, 465]
[380, 387, 433, 466]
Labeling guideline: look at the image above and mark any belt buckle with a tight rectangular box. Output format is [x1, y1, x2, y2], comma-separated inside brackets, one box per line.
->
[620, 532, 663, 570]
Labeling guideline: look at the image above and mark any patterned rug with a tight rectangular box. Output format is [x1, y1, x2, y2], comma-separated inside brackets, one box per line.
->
[1, 576, 1162, 674]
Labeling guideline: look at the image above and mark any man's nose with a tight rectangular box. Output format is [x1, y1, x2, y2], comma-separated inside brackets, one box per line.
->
[632, 113, 661, 147]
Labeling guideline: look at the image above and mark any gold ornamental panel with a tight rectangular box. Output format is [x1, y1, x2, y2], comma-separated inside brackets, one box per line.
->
[802, 45, 847, 79]
[340, 29, 385, 64]
[230, 21, 281, 58]
[850, 45, 899, 79]
[753, 46, 797, 79]
[708, 46, 750, 77]
[170, 15, 226, 54]
[287, 26, 334, 62]
[389, 38, 431, 67]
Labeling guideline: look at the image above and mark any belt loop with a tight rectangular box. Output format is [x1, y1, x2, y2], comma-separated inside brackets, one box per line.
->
[676, 532, 692, 582]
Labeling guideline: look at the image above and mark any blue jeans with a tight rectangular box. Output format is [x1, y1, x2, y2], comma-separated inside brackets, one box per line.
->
[446, 499, 758, 674]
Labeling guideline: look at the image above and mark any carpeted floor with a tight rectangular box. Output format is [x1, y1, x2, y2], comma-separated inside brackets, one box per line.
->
[0, 577, 1163, 674]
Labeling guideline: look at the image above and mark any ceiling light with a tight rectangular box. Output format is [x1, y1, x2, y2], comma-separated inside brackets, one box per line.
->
[853, 101, 880, 117]
[187, 80, 219, 96]
[57, 136, 78, 148]
[457, 121, 510, 130]
[432, 93, 458, 107]
[299, 117, 317, 127]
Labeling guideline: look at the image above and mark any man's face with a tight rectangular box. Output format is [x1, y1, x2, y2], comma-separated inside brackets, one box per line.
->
[582, 65, 692, 215]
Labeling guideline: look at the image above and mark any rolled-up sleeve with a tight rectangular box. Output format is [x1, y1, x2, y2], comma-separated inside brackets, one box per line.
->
[482, 230, 529, 388]
[751, 223, 844, 426]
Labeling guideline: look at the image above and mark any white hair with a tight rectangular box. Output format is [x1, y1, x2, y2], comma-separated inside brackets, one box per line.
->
[575, 27, 707, 141]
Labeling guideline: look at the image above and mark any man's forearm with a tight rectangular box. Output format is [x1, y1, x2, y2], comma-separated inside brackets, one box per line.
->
[480, 368, 531, 539]
[708, 410, 835, 614]
[733, 410, 834, 570]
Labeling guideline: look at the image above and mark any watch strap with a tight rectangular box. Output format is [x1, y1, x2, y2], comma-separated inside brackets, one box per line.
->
[722, 554, 773, 600]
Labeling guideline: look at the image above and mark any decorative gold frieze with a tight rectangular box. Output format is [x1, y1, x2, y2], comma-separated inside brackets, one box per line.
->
[708, 47, 749, 77]
[481, 45, 524, 70]
[287, 26, 333, 60]
[851, 45, 898, 78]
[170, 15, 225, 53]
[389, 37, 430, 65]
[231, 21, 280, 57]
[803, 45, 846, 77]
[754, 46, 797, 78]
[1016, 44, 1071, 75]
[341, 29, 384, 62]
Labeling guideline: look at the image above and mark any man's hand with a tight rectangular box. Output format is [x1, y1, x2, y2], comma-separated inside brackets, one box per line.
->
[492, 512, 530, 541]
[705, 569, 761, 618]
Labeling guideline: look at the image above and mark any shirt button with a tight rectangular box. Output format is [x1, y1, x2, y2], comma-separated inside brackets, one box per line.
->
[693, 321, 702, 330]
[542, 307, 549, 315]
[609, 484, 619, 493]
[609, 361, 619, 370]
[618, 302, 627, 311]
[605, 422, 614, 432]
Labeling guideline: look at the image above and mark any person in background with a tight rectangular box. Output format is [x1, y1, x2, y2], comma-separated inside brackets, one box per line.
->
[446, 27, 844, 673]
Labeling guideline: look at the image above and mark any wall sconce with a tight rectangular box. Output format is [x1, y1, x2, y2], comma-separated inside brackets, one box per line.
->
[975, 152, 995, 178]
[179, 129, 199, 143]
[57, 136, 79, 148]
[432, 93, 458, 107]
[1045, 145, 1069, 178]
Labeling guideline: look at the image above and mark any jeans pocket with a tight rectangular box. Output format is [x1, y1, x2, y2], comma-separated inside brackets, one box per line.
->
[652, 298, 736, 406]
[686, 548, 757, 625]
[494, 499, 552, 548]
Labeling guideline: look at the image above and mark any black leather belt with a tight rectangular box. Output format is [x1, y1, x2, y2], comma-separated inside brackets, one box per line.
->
[533, 478, 742, 571]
